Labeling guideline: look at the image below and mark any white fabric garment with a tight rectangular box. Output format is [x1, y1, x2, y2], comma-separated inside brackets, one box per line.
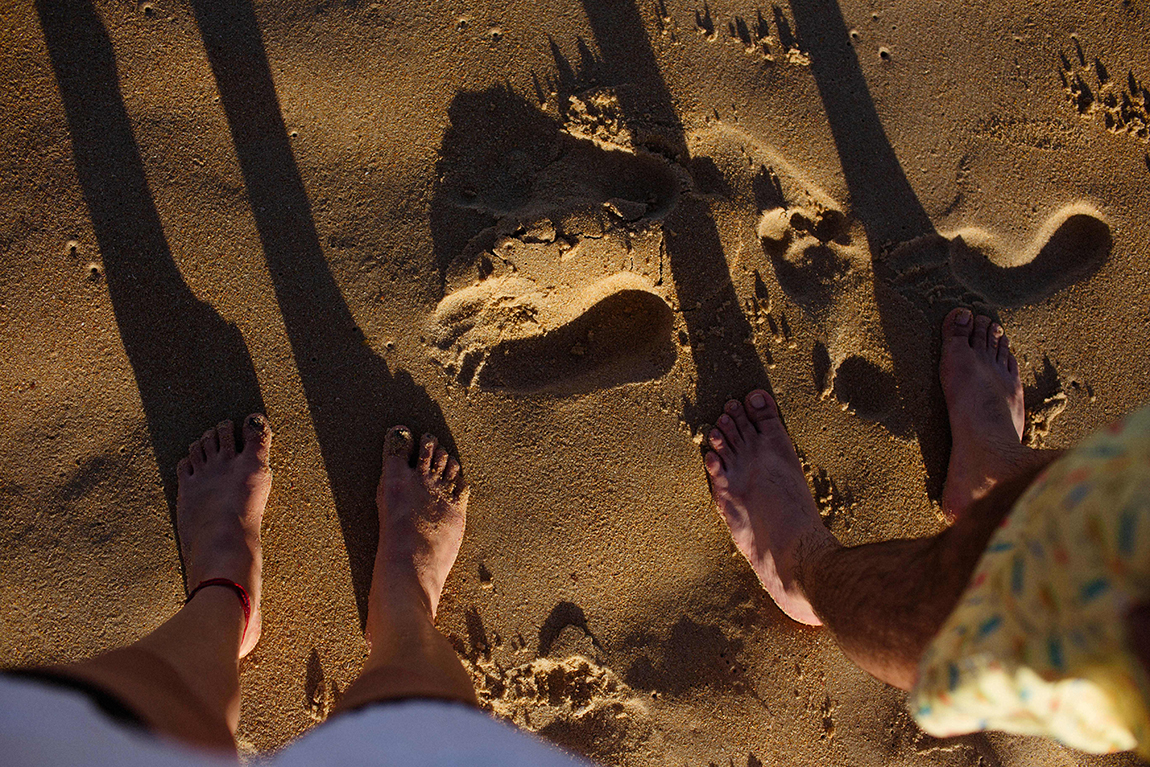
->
[0, 676, 591, 766]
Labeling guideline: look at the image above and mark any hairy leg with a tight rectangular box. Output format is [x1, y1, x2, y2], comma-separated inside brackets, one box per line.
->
[800, 463, 1052, 689]
[27, 416, 272, 750]
[334, 427, 476, 714]
[796, 310, 1061, 687]
[706, 310, 1062, 689]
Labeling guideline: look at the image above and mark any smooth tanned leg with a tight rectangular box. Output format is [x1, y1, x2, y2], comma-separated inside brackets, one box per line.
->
[334, 427, 476, 713]
[34, 415, 272, 750]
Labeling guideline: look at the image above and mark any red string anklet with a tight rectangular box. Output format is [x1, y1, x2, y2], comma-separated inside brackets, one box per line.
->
[186, 578, 251, 640]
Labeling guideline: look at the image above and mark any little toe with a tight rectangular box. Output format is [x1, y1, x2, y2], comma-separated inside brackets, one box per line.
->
[241, 414, 272, 467]
[453, 478, 470, 503]
[443, 458, 460, 483]
[717, 412, 743, 450]
[971, 314, 992, 350]
[216, 420, 236, 459]
[744, 389, 780, 429]
[1007, 351, 1019, 376]
[177, 456, 193, 479]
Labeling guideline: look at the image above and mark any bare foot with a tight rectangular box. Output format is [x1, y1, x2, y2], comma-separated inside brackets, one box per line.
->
[176, 414, 272, 658]
[368, 426, 468, 643]
[704, 391, 837, 626]
[939, 308, 1037, 518]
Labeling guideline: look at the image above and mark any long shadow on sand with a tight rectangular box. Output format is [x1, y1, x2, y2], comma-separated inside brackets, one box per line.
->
[36, 0, 265, 530]
[190, 0, 452, 624]
[572, 0, 772, 424]
[786, 0, 947, 495]
[786, 0, 1111, 497]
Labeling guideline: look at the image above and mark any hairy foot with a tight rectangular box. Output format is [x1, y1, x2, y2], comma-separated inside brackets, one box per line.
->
[176, 414, 272, 658]
[369, 426, 468, 642]
[939, 308, 1037, 518]
[704, 391, 837, 626]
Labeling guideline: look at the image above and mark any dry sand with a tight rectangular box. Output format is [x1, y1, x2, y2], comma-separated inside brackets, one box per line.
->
[2, 0, 1149, 764]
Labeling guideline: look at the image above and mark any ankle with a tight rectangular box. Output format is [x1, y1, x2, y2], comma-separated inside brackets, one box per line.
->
[368, 559, 436, 620]
[793, 528, 841, 603]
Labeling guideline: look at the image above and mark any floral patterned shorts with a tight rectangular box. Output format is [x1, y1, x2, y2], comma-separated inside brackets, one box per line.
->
[911, 404, 1150, 756]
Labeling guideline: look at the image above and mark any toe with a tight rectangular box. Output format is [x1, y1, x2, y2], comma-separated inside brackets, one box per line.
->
[431, 448, 449, 479]
[202, 427, 220, 459]
[1007, 351, 1019, 376]
[744, 389, 780, 430]
[383, 425, 415, 465]
[443, 458, 460, 482]
[971, 314, 992, 350]
[453, 478, 470, 503]
[704, 450, 725, 478]
[995, 332, 1011, 364]
[989, 322, 1004, 353]
[189, 438, 207, 469]
[709, 428, 733, 464]
[418, 434, 437, 475]
[217, 420, 236, 459]
[728, 399, 755, 439]
[177, 456, 193, 479]
[718, 410, 744, 451]
[942, 307, 974, 340]
[241, 414, 272, 467]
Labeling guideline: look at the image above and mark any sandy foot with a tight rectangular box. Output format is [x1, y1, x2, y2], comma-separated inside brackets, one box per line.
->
[939, 308, 1035, 518]
[176, 414, 273, 658]
[704, 391, 836, 625]
[372, 427, 469, 623]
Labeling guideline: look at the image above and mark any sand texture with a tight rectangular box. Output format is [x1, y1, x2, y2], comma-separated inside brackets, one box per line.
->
[2, 0, 1150, 764]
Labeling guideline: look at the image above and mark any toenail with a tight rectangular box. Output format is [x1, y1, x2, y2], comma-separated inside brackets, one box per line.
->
[991, 323, 1004, 337]
[720, 414, 731, 425]
[726, 401, 739, 412]
[750, 392, 766, 408]
[247, 414, 266, 431]
[955, 308, 972, 326]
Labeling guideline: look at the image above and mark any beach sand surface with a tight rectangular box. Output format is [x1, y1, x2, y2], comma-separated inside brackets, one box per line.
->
[2, 0, 1149, 764]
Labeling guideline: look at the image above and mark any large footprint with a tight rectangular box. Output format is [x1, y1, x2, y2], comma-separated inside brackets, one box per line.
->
[427, 86, 681, 394]
[686, 122, 1111, 434]
[878, 203, 1112, 310]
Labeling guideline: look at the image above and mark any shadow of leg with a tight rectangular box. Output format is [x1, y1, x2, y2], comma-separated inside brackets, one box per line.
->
[576, 0, 773, 424]
[35, 0, 265, 527]
[190, 0, 452, 624]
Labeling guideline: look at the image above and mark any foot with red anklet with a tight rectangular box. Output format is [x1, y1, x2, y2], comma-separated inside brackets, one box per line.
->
[176, 414, 273, 658]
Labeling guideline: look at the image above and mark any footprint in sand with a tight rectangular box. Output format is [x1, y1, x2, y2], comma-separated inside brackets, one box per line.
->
[457, 603, 651, 760]
[427, 87, 681, 394]
[686, 121, 1110, 435]
[1058, 37, 1150, 144]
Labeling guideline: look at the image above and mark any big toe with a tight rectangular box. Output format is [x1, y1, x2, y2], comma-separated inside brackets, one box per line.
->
[241, 414, 272, 467]
[744, 389, 779, 429]
[382, 425, 416, 476]
[943, 307, 974, 341]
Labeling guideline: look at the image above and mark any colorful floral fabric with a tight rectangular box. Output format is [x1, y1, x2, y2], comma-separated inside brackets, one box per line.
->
[911, 404, 1150, 756]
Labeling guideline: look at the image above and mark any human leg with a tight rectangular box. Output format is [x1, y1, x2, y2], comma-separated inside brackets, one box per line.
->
[16, 415, 272, 750]
[705, 310, 1057, 689]
[334, 427, 476, 713]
